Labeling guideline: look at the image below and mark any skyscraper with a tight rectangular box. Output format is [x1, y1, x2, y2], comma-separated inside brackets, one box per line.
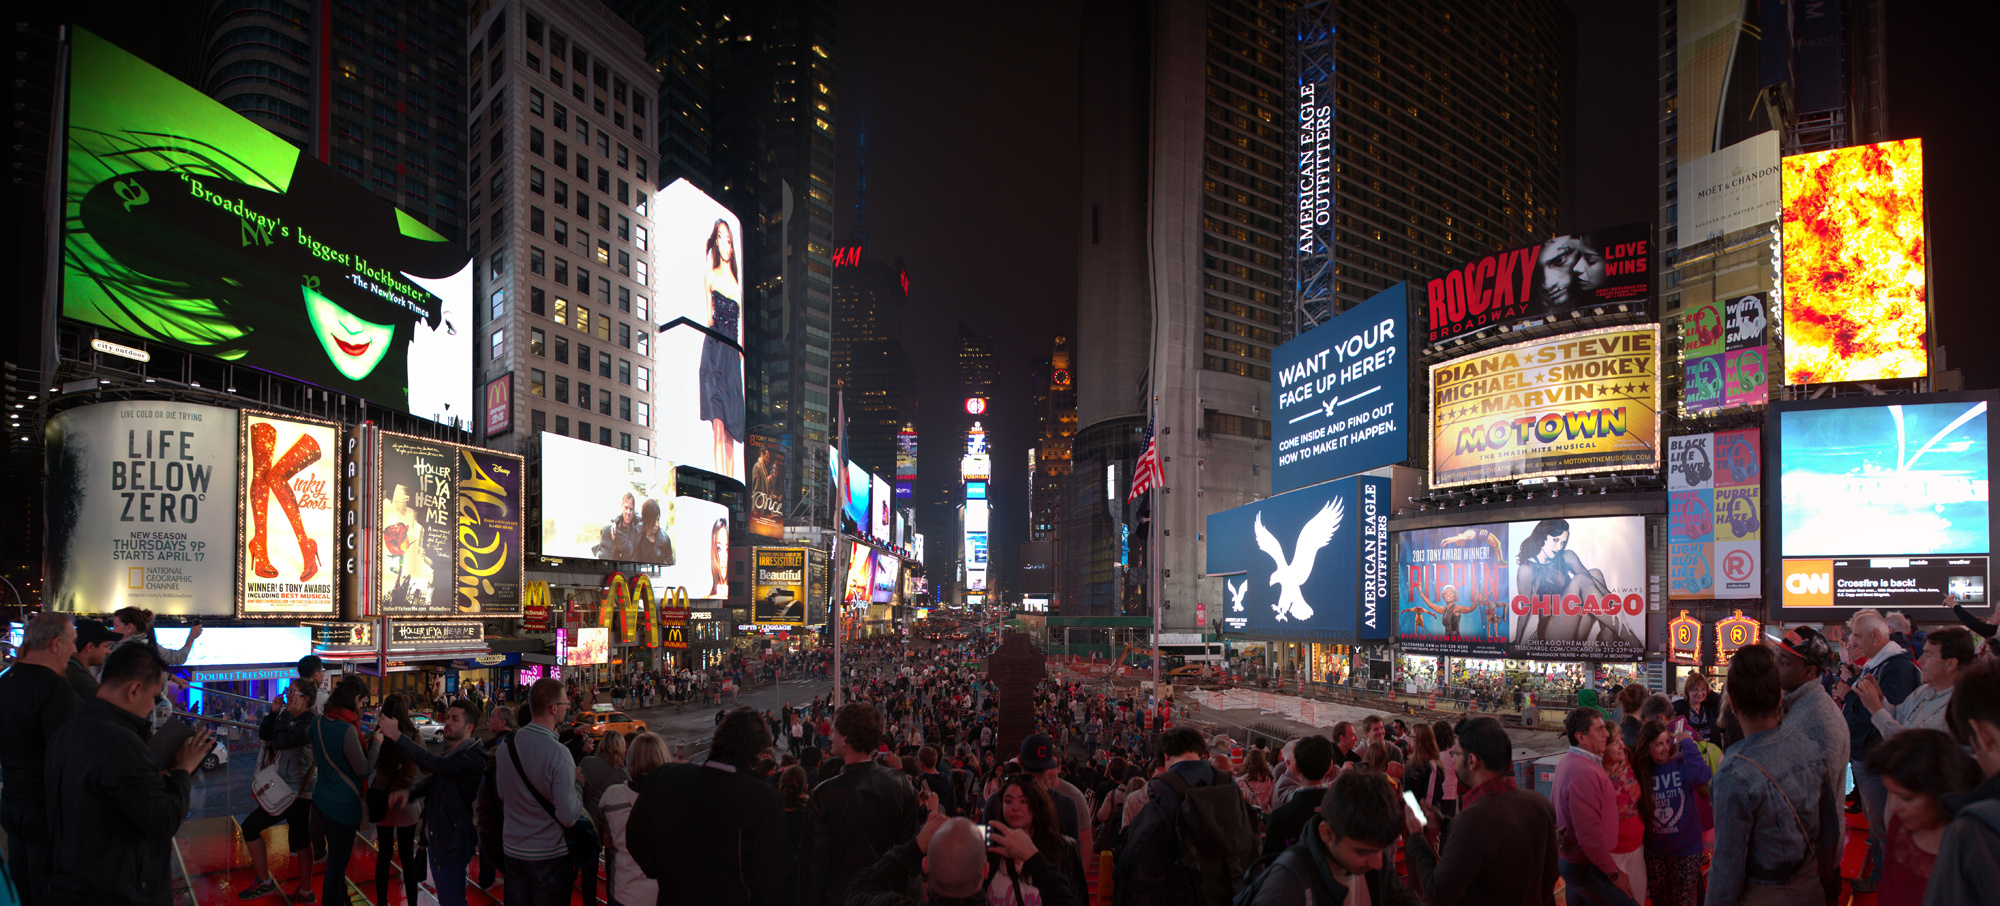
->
[833, 250, 917, 477]
[1071, 0, 1572, 621]
[955, 323, 996, 427]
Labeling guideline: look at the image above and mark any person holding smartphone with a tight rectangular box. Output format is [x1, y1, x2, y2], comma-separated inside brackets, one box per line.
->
[986, 773, 1089, 903]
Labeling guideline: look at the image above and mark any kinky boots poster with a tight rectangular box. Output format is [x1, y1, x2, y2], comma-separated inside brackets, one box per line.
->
[239, 412, 339, 615]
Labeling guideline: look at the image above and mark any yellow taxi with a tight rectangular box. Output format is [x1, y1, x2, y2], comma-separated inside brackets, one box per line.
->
[570, 706, 647, 739]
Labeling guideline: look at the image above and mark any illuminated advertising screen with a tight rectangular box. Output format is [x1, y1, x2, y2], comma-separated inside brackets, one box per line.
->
[455, 448, 524, 615]
[654, 179, 747, 480]
[483, 375, 512, 438]
[965, 498, 989, 533]
[896, 426, 917, 499]
[843, 542, 876, 606]
[1770, 390, 1993, 618]
[62, 30, 471, 423]
[537, 433, 678, 564]
[871, 551, 900, 604]
[871, 475, 893, 544]
[746, 432, 786, 538]
[1429, 324, 1661, 488]
[154, 626, 310, 667]
[752, 547, 808, 624]
[895, 512, 908, 550]
[570, 627, 609, 666]
[1272, 283, 1410, 491]
[1395, 516, 1648, 661]
[1206, 476, 1391, 642]
[45, 402, 239, 616]
[239, 412, 339, 616]
[376, 433, 457, 615]
[1667, 430, 1762, 600]
[842, 461, 871, 534]
[1425, 223, 1652, 345]
[1782, 139, 1927, 384]
[658, 497, 730, 599]
[913, 533, 925, 564]
[1685, 292, 1771, 415]
[967, 480, 987, 500]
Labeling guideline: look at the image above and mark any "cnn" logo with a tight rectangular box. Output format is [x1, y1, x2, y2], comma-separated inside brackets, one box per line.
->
[1782, 560, 1834, 608]
[1785, 572, 1829, 594]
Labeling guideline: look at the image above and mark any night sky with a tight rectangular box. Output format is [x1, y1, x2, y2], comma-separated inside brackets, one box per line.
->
[837, 2, 2000, 594]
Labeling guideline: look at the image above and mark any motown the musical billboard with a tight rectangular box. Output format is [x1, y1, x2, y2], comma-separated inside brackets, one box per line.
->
[1430, 325, 1661, 488]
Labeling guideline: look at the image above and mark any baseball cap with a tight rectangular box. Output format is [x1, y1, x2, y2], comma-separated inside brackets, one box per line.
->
[1779, 625, 1837, 672]
[1019, 734, 1059, 771]
[74, 619, 119, 647]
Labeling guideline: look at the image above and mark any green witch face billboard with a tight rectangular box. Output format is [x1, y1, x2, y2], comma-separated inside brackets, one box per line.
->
[62, 29, 472, 423]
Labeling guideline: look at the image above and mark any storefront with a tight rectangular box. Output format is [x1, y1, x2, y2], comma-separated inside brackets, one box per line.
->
[1308, 643, 1353, 685]
[307, 620, 492, 706]
[1397, 653, 1441, 691]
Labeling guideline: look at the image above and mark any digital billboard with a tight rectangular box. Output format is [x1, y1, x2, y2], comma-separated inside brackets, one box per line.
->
[842, 460, 871, 535]
[752, 547, 809, 624]
[871, 551, 900, 604]
[537, 433, 678, 564]
[455, 448, 524, 615]
[654, 179, 747, 480]
[1667, 430, 1762, 600]
[45, 401, 240, 616]
[657, 497, 729, 599]
[1205, 476, 1391, 642]
[1686, 291, 1771, 415]
[1782, 139, 1928, 384]
[1425, 223, 1652, 345]
[62, 30, 472, 423]
[1675, 131, 1781, 250]
[239, 412, 339, 616]
[569, 627, 609, 666]
[1429, 325, 1661, 488]
[746, 432, 786, 538]
[154, 626, 310, 667]
[896, 425, 917, 499]
[1770, 390, 1992, 619]
[871, 475, 893, 544]
[376, 433, 458, 615]
[1395, 516, 1648, 661]
[483, 375, 512, 438]
[1271, 283, 1409, 492]
[843, 542, 876, 606]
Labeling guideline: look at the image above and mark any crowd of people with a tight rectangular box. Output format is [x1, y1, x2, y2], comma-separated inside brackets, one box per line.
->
[5, 604, 2000, 906]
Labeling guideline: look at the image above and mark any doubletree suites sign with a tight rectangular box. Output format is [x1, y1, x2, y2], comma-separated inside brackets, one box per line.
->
[61, 29, 473, 424]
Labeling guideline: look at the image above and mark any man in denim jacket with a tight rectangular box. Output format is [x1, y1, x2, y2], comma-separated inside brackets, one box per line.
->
[1708, 645, 1841, 905]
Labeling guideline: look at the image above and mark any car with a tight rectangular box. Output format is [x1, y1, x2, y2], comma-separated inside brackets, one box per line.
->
[409, 715, 446, 742]
[570, 708, 647, 739]
[200, 738, 229, 772]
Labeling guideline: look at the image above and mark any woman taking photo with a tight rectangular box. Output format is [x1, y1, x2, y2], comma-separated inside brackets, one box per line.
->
[987, 773, 1088, 904]
[369, 695, 424, 906]
[309, 675, 380, 905]
[1863, 728, 1983, 906]
[1632, 719, 1710, 906]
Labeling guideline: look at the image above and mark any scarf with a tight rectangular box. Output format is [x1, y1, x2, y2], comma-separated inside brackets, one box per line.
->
[1458, 772, 1517, 810]
[325, 706, 362, 730]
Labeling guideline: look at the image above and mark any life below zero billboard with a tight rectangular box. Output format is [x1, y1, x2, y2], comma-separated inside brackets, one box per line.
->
[1271, 284, 1410, 492]
[1205, 476, 1391, 642]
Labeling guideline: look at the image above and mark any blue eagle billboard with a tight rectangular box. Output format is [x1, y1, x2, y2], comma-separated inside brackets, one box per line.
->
[1205, 476, 1392, 642]
[1271, 284, 1411, 493]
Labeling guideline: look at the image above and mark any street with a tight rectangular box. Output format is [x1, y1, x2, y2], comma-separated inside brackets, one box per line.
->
[624, 677, 834, 755]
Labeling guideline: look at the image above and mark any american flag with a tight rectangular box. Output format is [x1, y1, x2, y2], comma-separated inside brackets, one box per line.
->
[1127, 414, 1164, 503]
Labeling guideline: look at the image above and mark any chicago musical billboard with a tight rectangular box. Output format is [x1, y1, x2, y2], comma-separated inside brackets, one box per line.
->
[1396, 516, 1648, 661]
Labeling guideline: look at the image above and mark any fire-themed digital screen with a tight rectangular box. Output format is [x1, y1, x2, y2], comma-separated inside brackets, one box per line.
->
[1770, 389, 1994, 619]
[1781, 139, 1928, 384]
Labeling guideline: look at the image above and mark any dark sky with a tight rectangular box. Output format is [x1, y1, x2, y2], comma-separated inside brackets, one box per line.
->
[841, 2, 2000, 591]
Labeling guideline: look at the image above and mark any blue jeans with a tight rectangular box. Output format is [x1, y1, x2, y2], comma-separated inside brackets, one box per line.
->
[503, 854, 575, 906]
[430, 853, 471, 906]
[1559, 858, 1639, 906]
[1852, 757, 1889, 883]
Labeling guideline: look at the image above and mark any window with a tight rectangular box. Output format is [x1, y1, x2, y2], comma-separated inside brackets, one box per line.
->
[619, 432, 631, 451]
[577, 343, 591, 371]
[598, 391, 611, 416]
[555, 415, 568, 435]
[489, 328, 505, 359]
[576, 305, 590, 336]
[634, 191, 647, 217]
[529, 88, 544, 117]
[553, 142, 566, 167]
[530, 328, 546, 356]
[597, 203, 610, 230]
[637, 157, 647, 181]
[595, 239, 610, 265]
[635, 365, 649, 392]
[616, 144, 628, 169]
[576, 154, 588, 180]
[488, 286, 505, 319]
[635, 401, 649, 427]
[635, 332, 648, 358]
[618, 357, 631, 382]
[617, 286, 631, 312]
[530, 287, 545, 316]
[553, 103, 566, 131]
[555, 375, 569, 403]
[553, 256, 568, 285]
[597, 167, 610, 193]
[581, 422, 593, 442]
[634, 294, 648, 321]
[553, 219, 568, 246]
[578, 382, 590, 408]
[598, 351, 612, 377]
[577, 266, 589, 293]
[488, 249, 506, 282]
[636, 437, 649, 456]
[634, 258, 647, 285]
[616, 179, 629, 205]
[576, 190, 589, 217]
[532, 409, 546, 434]
[549, 62, 563, 85]
[617, 215, 630, 241]
[530, 128, 544, 155]
[617, 250, 630, 276]
[553, 296, 568, 326]
[618, 396, 631, 421]
[553, 179, 567, 205]
[529, 167, 545, 195]
[634, 225, 647, 251]
[595, 308, 611, 340]
[529, 207, 544, 235]
[554, 336, 568, 363]
[530, 247, 545, 275]
[530, 369, 546, 396]
[488, 169, 504, 202]
[597, 130, 610, 157]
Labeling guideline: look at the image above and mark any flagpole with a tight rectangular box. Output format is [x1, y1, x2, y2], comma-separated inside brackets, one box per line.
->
[1150, 397, 1162, 698]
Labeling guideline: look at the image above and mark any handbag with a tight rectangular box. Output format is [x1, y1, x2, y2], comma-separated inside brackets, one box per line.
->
[506, 737, 601, 869]
[251, 741, 300, 817]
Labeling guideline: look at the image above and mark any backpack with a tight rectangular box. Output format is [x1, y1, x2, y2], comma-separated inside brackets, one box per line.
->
[1142, 770, 1259, 906]
[1230, 847, 1315, 906]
